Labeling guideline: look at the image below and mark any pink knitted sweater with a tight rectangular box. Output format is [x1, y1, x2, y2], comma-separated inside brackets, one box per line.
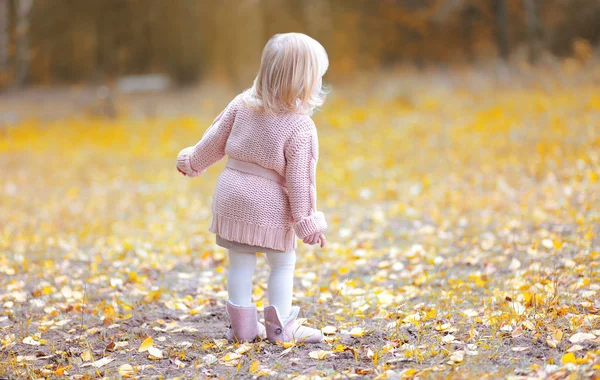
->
[176, 95, 327, 252]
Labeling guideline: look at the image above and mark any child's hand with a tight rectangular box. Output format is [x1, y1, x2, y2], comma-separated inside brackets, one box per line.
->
[176, 147, 201, 177]
[303, 232, 326, 248]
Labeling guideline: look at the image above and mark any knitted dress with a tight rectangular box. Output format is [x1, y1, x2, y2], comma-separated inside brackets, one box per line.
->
[176, 94, 327, 252]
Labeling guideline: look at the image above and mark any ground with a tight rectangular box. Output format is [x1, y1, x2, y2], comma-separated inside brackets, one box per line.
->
[0, 65, 599, 379]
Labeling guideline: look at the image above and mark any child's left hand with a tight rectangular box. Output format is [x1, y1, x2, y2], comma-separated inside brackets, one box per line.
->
[303, 232, 326, 248]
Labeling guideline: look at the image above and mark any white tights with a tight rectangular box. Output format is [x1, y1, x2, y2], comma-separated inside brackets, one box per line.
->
[227, 250, 296, 317]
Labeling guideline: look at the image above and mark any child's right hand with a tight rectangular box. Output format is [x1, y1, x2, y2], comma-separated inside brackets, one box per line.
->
[303, 232, 326, 248]
[177, 147, 200, 177]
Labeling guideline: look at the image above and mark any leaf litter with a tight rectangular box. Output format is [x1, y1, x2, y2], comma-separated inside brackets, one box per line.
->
[0, 67, 599, 378]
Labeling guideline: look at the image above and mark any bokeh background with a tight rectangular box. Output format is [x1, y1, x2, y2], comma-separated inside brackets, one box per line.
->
[0, 0, 599, 89]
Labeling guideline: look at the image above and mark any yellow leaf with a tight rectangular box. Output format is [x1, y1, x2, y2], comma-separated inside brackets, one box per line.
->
[309, 350, 334, 360]
[220, 352, 242, 366]
[552, 330, 564, 342]
[562, 352, 577, 364]
[139, 337, 153, 352]
[147, 347, 163, 359]
[235, 343, 253, 354]
[81, 350, 93, 362]
[522, 320, 535, 330]
[350, 327, 365, 337]
[118, 364, 135, 377]
[249, 360, 259, 373]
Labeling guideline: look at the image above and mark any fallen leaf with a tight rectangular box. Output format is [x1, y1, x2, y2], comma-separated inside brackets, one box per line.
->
[22, 337, 40, 346]
[147, 346, 163, 359]
[449, 351, 465, 363]
[350, 327, 365, 337]
[139, 337, 153, 352]
[81, 350, 93, 362]
[249, 360, 260, 373]
[118, 364, 135, 377]
[322, 326, 337, 335]
[567, 345, 584, 352]
[522, 320, 535, 330]
[569, 332, 596, 344]
[511, 327, 524, 338]
[309, 350, 334, 360]
[436, 323, 453, 332]
[552, 330, 564, 342]
[81, 356, 114, 368]
[235, 343, 253, 354]
[512, 346, 529, 352]
[561, 352, 577, 364]
[202, 354, 217, 365]
[220, 352, 241, 366]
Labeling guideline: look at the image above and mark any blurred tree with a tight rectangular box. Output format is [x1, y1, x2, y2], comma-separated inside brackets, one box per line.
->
[14, 0, 32, 87]
[523, 0, 542, 63]
[492, 0, 509, 59]
[0, 0, 8, 71]
[0, 0, 599, 88]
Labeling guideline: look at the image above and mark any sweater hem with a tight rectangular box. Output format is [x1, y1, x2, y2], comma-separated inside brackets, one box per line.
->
[210, 213, 296, 252]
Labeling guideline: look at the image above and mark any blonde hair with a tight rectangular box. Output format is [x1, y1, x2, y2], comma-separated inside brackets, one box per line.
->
[242, 33, 329, 115]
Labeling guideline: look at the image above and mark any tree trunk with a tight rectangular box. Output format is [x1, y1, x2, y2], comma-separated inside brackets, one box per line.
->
[492, 0, 509, 60]
[461, 6, 477, 62]
[14, 0, 33, 87]
[0, 0, 8, 71]
[523, 0, 541, 63]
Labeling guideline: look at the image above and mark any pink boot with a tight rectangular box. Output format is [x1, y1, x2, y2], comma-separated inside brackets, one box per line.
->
[264, 305, 323, 344]
[226, 301, 266, 342]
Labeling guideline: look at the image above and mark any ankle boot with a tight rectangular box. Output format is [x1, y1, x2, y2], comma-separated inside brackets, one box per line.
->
[264, 305, 323, 344]
[225, 301, 266, 342]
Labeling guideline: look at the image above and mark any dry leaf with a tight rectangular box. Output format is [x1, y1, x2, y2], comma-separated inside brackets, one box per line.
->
[561, 352, 577, 364]
[118, 364, 135, 376]
[322, 326, 337, 335]
[350, 327, 365, 337]
[22, 337, 40, 346]
[511, 327, 524, 338]
[512, 346, 529, 352]
[552, 330, 564, 342]
[81, 356, 114, 368]
[235, 343, 253, 354]
[249, 360, 260, 373]
[309, 350, 334, 360]
[449, 351, 464, 363]
[202, 354, 217, 365]
[567, 345, 584, 352]
[569, 332, 595, 343]
[220, 352, 241, 366]
[139, 337, 153, 352]
[81, 350, 93, 362]
[147, 346, 163, 359]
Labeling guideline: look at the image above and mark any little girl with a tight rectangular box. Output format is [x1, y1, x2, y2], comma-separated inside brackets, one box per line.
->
[176, 33, 328, 344]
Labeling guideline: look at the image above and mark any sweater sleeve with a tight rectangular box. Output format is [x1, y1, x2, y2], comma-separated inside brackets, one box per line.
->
[176, 96, 239, 176]
[285, 121, 327, 239]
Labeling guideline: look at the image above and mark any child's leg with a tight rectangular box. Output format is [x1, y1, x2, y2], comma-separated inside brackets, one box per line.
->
[265, 250, 296, 317]
[227, 250, 256, 306]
